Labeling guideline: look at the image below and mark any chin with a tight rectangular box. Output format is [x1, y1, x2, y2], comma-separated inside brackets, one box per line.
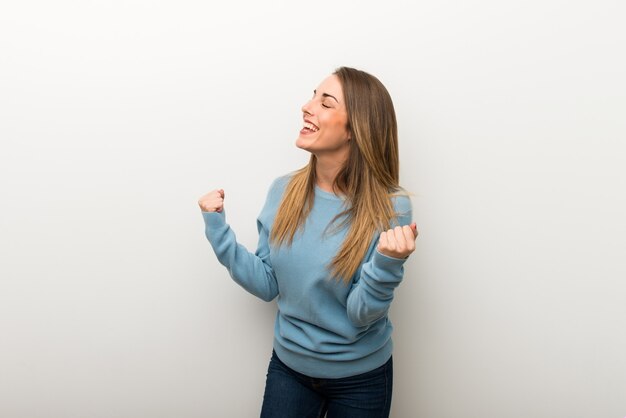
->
[295, 136, 312, 151]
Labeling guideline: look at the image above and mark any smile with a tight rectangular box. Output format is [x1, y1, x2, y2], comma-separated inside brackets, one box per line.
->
[302, 122, 319, 133]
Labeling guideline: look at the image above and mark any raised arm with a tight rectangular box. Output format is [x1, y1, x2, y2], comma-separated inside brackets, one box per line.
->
[346, 196, 417, 327]
[199, 189, 279, 302]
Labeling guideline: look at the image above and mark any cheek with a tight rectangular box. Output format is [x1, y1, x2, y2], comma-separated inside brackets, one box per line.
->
[324, 115, 349, 135]
[336, 122, 351, 141]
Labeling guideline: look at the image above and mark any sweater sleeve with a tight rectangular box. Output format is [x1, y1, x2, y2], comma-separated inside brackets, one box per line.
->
[202, 208, 279, 302]
[345, 195, 413, 327]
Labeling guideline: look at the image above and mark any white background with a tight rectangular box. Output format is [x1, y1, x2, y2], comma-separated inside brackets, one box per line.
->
[1, 1, 625, 417]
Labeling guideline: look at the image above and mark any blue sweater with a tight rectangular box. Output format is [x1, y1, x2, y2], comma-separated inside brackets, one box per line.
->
[202, 175, 412, 378]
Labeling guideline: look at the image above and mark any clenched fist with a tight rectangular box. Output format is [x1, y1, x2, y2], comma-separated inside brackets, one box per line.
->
[198, 189, 225, 213]
[377, 223, 418, 259]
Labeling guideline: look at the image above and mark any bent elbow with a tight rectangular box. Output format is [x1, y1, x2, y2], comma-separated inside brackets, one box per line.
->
[347, 306, 386, 328]
[259, 291, 278, 303]
[347, 311, 369, 328]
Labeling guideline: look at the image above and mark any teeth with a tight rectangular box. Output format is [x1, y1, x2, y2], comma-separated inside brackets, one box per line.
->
[303, 122, 319, 132]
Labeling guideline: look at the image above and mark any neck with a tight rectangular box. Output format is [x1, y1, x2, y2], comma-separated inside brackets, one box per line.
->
[314, 152, 347, 193]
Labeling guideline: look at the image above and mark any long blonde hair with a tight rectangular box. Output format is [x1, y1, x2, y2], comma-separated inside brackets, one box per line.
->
[270, 67, 401, 284]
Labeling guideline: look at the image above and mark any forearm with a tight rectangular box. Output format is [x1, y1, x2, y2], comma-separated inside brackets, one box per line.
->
[346, 250, 406, 327]
[203, 210, 278, 302]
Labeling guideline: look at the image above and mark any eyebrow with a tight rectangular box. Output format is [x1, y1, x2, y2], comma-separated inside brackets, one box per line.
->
[314, 90, 339, 103]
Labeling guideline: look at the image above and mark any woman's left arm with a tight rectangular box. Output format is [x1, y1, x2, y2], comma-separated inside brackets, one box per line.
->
[346, 198, 417, 327]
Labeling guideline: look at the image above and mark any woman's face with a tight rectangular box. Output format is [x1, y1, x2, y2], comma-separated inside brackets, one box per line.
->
[296, 75, 351, 159]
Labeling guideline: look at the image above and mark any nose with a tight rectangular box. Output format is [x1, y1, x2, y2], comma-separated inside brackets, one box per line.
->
[301, 100, 313, 116]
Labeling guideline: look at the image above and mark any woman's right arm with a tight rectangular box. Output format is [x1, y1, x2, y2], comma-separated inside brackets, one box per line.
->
[199, 189, 279, 302]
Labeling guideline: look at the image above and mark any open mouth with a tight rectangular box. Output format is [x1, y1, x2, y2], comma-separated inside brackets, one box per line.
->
[301, 121, 319, 134]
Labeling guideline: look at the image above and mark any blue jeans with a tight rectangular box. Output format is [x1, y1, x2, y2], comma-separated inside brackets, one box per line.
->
[260, 350, 393, 418]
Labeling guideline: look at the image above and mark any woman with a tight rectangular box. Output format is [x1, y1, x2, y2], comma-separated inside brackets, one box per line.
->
[198, 66, 417, 418]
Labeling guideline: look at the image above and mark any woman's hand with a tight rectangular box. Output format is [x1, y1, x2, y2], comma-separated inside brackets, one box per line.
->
[377, 223, 418, 259]
[198, 189, 225, 213]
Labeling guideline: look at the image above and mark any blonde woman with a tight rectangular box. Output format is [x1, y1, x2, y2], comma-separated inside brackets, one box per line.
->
[198, 67, 417, 418]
